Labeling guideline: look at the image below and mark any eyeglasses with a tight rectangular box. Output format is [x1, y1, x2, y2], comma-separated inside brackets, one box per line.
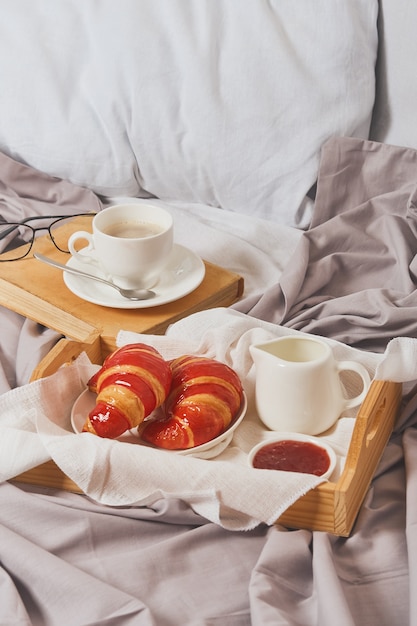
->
[0, 213, 96, 261]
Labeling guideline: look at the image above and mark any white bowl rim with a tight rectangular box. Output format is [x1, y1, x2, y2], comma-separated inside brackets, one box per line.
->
[71, 388, 247, 456]
[248, 431, 337, 479]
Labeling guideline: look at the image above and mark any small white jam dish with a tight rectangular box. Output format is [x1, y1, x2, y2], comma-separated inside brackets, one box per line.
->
[248, 432, 337, 480]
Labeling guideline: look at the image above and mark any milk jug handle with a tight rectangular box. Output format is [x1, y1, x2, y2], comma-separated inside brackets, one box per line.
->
[336, 361, 371, 410]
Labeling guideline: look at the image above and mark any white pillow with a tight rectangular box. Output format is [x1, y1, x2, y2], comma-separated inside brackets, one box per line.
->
[370, 0, 417, 149]
[0, 1, 378, 226]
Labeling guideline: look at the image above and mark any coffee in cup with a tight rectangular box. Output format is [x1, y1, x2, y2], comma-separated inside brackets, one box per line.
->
[68, 202, 173, 289]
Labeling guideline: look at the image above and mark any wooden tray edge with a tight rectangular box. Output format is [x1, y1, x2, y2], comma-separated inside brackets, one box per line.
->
[276, 379, 402, 535]
[21, 341, 403, 536]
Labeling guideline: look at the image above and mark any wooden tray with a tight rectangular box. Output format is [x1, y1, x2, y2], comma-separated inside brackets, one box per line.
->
[0, 215, 244, 353]
[15, 335, 402, 537]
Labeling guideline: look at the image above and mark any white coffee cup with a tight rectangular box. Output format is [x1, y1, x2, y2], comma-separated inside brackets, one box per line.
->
[68, 203, 174, 289]
[249, 335, 371, 435]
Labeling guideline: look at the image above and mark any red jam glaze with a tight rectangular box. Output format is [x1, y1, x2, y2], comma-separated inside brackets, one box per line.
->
[141, 418, 193, 449]
[253, 440, 330, 476]
[113, 351, 172, 393]
[166, 382, 240, 416]
[96, 371, 157, 416]
[89, 343, 172, 396]
[87, 402, 130, 438]
[170, 356, 243, 393]
[172, 404, 224, 446]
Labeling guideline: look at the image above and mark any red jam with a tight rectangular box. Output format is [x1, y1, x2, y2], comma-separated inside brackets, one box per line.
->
[252, 440, 330, 476]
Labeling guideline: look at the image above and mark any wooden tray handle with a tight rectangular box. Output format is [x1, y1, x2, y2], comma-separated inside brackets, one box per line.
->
[338, 379, 402, 488]
[30, 334, 102, 381]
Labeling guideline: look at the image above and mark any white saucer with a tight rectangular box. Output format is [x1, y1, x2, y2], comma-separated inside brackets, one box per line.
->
[63, 244, 205, 309]
[71, 389, 247, 460]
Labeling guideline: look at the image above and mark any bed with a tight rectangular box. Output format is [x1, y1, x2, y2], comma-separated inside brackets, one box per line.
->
[1, 1, 416, 624]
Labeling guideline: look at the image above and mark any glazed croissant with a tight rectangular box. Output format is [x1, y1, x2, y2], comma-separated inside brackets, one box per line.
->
[140, 354, 244, 449]
[83, 343, 172, 438]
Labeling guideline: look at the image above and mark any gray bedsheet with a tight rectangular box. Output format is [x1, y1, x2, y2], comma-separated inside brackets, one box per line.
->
[238, 136, 417, 352]
[1, 139, 417, 625]
[0, 150, 103, 391]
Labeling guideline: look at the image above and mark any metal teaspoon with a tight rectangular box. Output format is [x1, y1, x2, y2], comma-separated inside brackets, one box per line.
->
[34, 253, 156, 301]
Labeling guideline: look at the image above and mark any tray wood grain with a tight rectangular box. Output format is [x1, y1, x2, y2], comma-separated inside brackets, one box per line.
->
[0, 215, 244, 350]
[277, 378, 402, 535]
[3, 217, 401, 535]
[14, 337, 403, 537]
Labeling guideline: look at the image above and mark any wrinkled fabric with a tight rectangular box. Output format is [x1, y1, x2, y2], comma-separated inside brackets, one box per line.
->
[1, 394, 415, 626]
[237, 137, 417, 352]
[1, 138, 417, 625]
[0, 150, 102, 222]
[0, 482, 267, 626]
[0, 151, 103, 392]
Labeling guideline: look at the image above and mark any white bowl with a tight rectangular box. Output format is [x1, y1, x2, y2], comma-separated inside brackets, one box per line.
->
[71, 389, 247, 460]
[248, 432, 337, 480]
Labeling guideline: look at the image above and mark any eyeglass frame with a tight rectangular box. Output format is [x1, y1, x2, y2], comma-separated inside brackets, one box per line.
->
[0, 212, 97, 261]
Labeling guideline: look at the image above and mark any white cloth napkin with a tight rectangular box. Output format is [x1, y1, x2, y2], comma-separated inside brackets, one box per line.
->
[0, 308, 415, 530]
